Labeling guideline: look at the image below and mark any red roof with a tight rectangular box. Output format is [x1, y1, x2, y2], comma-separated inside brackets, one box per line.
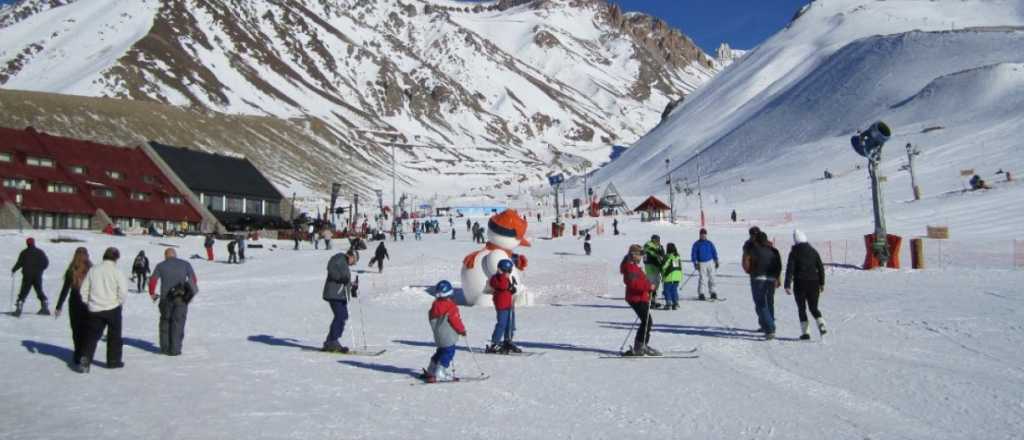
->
[633, 196, 670, 212]
[0, 127, 201, 223]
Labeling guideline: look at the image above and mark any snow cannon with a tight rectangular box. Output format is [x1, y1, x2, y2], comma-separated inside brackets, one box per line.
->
[459, 209, 531, 306]
[851, 121, 891, 158]
[851, 121, 895, 268]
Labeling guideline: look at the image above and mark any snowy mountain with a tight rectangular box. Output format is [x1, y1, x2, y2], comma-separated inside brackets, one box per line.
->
[591, 0, 1024, 237]
[0, 0, 718, 197]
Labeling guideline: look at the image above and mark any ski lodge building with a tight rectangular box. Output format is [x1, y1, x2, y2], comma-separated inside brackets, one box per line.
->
[0, 127, 203, 232]
[149, 142, 286, 231]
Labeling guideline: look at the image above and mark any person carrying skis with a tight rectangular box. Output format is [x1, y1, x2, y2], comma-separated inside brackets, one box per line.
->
[368, 241, 390, 273]
[424, 280, 466, 382]
[54, 247, 91, 368]
[132, 251, 150, 293]
[661, 243, 683, 310]
[486, 259, 520, 354]
[227, 238, 238, 264]
[744, 231, 782, 340]
[321, 249, 358, 353]
[691, 229, 720, 301]
[11, 237, 50, 317]
[204, 234, 215, 261]
[621, 244, 659, 356]
[643, 234, 666, 309]
[784, 230, 827, 340]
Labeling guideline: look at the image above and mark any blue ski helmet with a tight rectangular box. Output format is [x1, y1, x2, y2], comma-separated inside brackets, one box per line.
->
[497, 259, 514, 273]
[434, 280, 453, 297]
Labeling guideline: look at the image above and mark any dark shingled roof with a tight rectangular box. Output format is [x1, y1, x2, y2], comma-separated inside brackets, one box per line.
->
[150, 142, 283, 201]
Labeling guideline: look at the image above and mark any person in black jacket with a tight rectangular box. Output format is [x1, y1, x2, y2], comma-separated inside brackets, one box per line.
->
[11, 237, 50, 317]
[368, 241, 390, 273]
[227, 239, 238, 264]
[785, 230, 827, 340]
[743, 231, 781, 340]
[132, 251, 150, 293]
[55, 247, 92, 366]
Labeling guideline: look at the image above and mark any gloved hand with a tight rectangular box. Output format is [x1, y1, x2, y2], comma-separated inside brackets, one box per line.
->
[351, 284, 359, 298]
[510, 286, 517, 294]
[151, 294, 160, 303]
[715, 261, 720, 270]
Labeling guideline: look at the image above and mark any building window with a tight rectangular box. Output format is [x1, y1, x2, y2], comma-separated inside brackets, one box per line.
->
[26, 156, 55, 167]
[245, 198, 261, 215]
[130, 192, 150, 201]
[167, 196, 183, 205]
[226, 196, 243, 213]
[106, 170, 124, 180]
[69, 165, 86, 175]
[2, 178, 31, 190]
[46, 182, 76, 194]
[0, 152, 11, 163]
[266, 201, 280, 217]
[92, 188, 115, 198]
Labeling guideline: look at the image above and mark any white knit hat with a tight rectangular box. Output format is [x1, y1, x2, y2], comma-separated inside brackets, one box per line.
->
[793, 229, 808, 244]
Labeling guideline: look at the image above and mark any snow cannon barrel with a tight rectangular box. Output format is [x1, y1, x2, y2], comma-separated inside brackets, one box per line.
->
[852, 121, 891, 158]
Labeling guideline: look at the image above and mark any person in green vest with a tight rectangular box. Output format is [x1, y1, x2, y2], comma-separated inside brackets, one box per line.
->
[661, 243, 684, 310]
[643, 235, 666, 308]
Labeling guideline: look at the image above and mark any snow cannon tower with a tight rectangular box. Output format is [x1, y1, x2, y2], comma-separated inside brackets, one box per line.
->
[851, 121, 899, 269]
[460, 209, 531, 306]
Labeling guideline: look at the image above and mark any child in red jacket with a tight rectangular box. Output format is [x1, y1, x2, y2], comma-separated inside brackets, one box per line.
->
[621, 244, 659, 356]
[424, 280, 466, 382]
[486, 259, 520, 354]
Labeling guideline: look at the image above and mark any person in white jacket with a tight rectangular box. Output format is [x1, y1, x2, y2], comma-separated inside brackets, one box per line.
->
[77, 247, 128, 373]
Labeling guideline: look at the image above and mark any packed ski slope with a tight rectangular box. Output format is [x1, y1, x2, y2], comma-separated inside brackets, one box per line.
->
[1, 215, 1022, 439]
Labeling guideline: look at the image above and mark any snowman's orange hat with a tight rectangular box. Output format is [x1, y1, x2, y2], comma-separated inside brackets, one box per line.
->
[488, 209, 530, 247]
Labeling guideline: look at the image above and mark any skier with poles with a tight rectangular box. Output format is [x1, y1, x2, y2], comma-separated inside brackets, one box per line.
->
[485, 259, 520, 354]
[321, 249, 358, 353]
[11, 237, 50, 317]
[423, 280, 467, 382]
[621, 244, 659, 356]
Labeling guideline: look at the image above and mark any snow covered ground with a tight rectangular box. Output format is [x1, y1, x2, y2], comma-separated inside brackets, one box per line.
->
[1, 214, 1022, 439]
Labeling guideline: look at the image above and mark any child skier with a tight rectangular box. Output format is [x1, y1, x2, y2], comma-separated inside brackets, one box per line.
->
[424, 280, 466, 382]
[486, 259, 520, 354]
[661, 243, 683, 309]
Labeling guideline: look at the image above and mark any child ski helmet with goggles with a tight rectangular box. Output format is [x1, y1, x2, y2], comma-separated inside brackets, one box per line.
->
[434, 280, 454, 298]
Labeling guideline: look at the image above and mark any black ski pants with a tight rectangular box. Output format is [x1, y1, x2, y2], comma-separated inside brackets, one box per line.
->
[135, 272, 148, 293]
[82, 306, 123, 365]
[793, 280, 823, 322]
[159, 299, 189, 355]
[17, 274, 47, 304]
[67, 296, 88, 363]
[628, 301, 653, 348]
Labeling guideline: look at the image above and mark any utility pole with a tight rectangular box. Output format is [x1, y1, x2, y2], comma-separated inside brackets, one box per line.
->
[696, 156, 705, 227]
[666, 158, 675, 223]
[906, 142, 922, 200]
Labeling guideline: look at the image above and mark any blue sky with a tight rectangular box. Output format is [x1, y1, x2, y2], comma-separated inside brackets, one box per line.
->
[606, 1, 810, 52]
[0, 0, 808, 52]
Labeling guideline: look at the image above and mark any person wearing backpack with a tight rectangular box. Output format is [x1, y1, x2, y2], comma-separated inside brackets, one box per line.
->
[149, 248, 199, 356]
[131, 251, 150, 293]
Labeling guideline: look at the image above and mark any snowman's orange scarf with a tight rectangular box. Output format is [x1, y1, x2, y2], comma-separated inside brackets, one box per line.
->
[463, 243, 511, 269]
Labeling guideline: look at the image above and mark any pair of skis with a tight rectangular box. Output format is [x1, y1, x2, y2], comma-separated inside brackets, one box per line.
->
[599, 347, 699, 359]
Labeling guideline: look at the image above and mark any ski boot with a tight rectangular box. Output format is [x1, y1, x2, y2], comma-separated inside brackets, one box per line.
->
[816, 317, 828, 336]
[485, 343, 504, 354]
[765, 332, 776, 341]
[642, 345, 662, 356]
[709, 293, 718, 301]
[799, 321, 811, 340]
[321, 341, 349, 354]
[421, 361, 439, 382]
[37, 301, 51, 316]
[623, 345, 645, 357]
[12, 300, 23, 318]
[502, 341, 522, 354]
[698, 294, 706, 301]
[671, 303, 679, 310]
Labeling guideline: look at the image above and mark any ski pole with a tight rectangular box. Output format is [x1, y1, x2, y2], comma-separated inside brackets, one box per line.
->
[618, 316, 639, 353]
[9, 274, 14, 313]
[462, 335, 486, 377]
[356, 282, 368, 351]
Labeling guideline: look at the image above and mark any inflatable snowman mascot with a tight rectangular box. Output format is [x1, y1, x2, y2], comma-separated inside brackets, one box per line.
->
[460, 209, 531, 306]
